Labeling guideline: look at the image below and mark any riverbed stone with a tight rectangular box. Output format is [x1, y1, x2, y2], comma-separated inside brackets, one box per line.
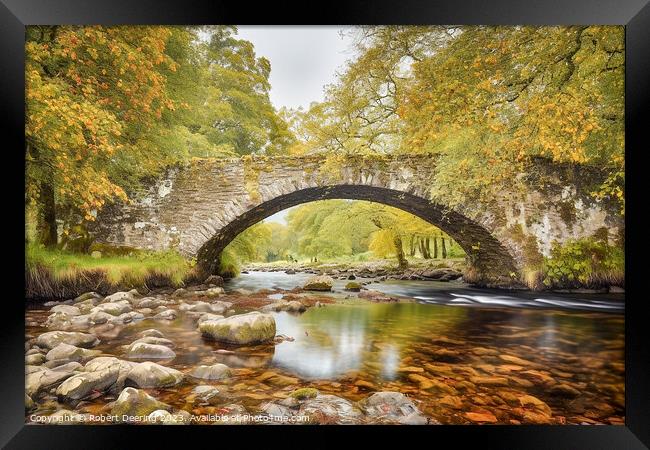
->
[130, 336, 175, 348]
[73, 291, 103, 304]
[189, 363, 231, 380]
[299, 394, 364, 424]
[153, 309, 178, 321]
[45, 361, 83, 372]
[192, 385, 221, 403]
[361, 391, 433, 425]
[125, 342, 176, 359]
[199, 312, 276, 345]
[125, 362, 184, 388]
[45, 343, 101, 363]
[56, 367, 120, 401]
[35, 331, 100, 350]
[140, 329, 165, 338]
[88, 310, 114, 325]
[303, 275, 334, 291]
[25, 353, 46, 365]
[92, 301, 132, 316]
[344, 282, 362, 292]
[110, 387, 171, 419]
[103, 291, 134, 303]
[50, 305, 81, 316]
[26, 368, 77, 396]
[204, 275, 224, 286]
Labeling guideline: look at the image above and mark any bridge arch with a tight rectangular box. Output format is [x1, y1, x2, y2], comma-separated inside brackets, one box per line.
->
[196, 184, 518, 278]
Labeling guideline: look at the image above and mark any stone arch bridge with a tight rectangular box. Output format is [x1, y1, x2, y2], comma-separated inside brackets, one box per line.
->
[92, 155, 622, 281]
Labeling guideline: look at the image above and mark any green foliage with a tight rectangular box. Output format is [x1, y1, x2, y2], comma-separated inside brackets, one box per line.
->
[26, 243, 193, 286]
[541, 238, 624, 288]
[26, 25, 294, 247]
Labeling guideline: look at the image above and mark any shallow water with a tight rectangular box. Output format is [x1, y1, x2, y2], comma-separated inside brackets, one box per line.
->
[227, 271, 625, 313]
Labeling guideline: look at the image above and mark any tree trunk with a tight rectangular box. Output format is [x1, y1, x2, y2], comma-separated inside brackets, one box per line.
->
[433, 237, 439, 259]
[409, 235, 416, 257]
[40, 181, 58, 247]
[441, 237, 447, 259]
[393, 235, 408, 269]
[425, 237, 431, 259]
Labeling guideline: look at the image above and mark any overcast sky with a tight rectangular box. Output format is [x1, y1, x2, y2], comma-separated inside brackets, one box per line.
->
[236, 26, 355, 224]
[237, 26, 355, 111]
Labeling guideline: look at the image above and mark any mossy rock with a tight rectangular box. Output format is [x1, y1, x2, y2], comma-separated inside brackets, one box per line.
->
[290, 388, 319, 400]
[303, 275, 334, 291]
[110, 387, 171, 418]
[344, 282, 362, 292]
[199, 312, 276, 345]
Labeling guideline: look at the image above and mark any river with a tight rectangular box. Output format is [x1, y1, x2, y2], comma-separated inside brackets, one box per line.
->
[25, 270, 625, 425]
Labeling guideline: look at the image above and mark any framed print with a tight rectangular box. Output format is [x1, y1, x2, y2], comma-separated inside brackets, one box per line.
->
[1, 0, 648, 448]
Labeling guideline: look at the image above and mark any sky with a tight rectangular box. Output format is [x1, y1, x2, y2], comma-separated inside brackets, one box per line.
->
[236, 26, 355, 111]
[236, 26, 355, 225]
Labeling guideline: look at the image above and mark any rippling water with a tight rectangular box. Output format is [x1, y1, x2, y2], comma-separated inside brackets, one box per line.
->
[227, 271, 625, 313]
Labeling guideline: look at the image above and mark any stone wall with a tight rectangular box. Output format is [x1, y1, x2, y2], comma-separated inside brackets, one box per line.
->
[91, 155, 623, 278]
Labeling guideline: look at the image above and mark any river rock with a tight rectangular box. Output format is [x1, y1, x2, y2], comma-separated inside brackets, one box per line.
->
[111, 311, 145, 324]
[130, 336, 175, 348]
[103, 291, 134, 303]
[45, 343, 101, 363]
[125, 342, 176, 359]
[133, 297, 162, 309]
[192, 385, 221, 403]
[35, 331, 99, 349]
[92, 302, 132, 316]
[344, 282, 362, 292]
[140, 329, 165, 338]
[199, 312, 276, 345]
[73, 291, 103, 304]
[110, 387, 171, 419]
[26, 353, 46, 365]
[361, 391, 433, 425]
[45, 361, 83, 372]
[84, 357, 134, 378]
[204, 287, 225, 297]
[358, 290, 395, 302]
[25, 393, 35, 411]
[197, 313, 225, 324]
[87, 310, 113, 325]
[189, 363, 231, 380]
[125, 362, 184, 388]
[303, 275, 334, 291]
[299, 394, 364, 424]
[204, 275, 224, 286]
[51, 305, 81, 316]
[26, 368, 77, 396]
[56, 368, 120, 401]
[153, 309, 178, 321]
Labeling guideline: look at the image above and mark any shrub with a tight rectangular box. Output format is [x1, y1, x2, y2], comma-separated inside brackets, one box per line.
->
[541, 238, 624, 289]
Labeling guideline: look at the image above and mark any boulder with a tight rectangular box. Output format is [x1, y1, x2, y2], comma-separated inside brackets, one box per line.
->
[84, 357, 134, 376]
[124, 362, 184, 388]
[303, 275, 334, 291]
[110, 387, 171, 418]
[35, 331, 99, 350]
[197, 313, 225, 325]
[25, 353, 46, 365]
[125, 342, 176, 360]
[199, 312, 276, 345]
[188, 363, 231, 380]
[56, 368, 119, 402]
[26, 368, 76, 397]
[45, 343, 101, 363]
